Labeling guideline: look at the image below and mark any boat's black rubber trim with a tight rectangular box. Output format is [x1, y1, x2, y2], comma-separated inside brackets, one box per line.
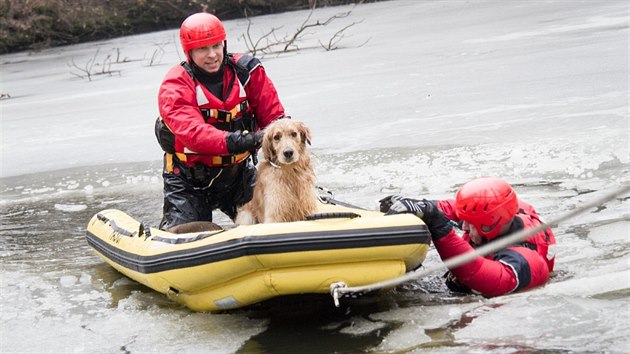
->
[85, 224, 431, 274]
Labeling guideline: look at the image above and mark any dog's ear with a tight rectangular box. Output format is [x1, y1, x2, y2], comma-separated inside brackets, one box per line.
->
[299, 122, 312, 146]
[262, 127, 275, 160]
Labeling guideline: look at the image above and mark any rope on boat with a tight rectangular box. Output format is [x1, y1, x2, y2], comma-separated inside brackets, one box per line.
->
[330, 185, 630, 306]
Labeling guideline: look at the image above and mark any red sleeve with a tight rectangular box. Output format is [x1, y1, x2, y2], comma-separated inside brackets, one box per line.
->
[434, 231, 550, 297]
[158, 65, 229, 155]
[245, 66, 285, 129]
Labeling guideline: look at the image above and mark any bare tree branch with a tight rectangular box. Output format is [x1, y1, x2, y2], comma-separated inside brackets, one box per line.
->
[283, 4, 354, 52]
[67, 49, 122, 81]
[319, 19, 370, 51]
[238, 1, 366, 57]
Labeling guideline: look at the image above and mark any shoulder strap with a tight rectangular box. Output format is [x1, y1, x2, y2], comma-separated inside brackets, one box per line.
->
[180, 61, 195, 80]
[228, 54, 261, 87]
[235, 54, 261, 72]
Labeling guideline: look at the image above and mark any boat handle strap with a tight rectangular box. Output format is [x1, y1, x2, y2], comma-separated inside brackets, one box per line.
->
[305, 212, 361, 221]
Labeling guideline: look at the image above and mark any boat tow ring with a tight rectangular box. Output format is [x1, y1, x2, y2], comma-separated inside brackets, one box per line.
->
[329, 281, 348, 307]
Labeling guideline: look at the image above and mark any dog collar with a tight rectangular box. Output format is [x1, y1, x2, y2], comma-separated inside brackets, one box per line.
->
[267, 160, 281, 169]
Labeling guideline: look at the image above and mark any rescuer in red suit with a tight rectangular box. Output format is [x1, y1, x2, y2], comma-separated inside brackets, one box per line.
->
[380, 177, 556, 297]
[155, 13, 286, 230]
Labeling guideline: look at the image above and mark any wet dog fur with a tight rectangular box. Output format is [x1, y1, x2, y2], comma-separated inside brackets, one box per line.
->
[236, 119, 318, 224]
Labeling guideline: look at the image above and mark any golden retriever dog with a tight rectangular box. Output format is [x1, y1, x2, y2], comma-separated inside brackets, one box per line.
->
[236, 119, 318, 224]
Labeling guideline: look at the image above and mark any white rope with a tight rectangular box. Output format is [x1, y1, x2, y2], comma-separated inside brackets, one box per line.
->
[330, 185, 630, 304]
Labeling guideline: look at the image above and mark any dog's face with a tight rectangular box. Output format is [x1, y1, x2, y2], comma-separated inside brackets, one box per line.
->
[262, 119, 312, 165]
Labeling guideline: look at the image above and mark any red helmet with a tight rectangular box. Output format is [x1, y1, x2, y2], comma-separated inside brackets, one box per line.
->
[179, 13, 226, 61]
[455, 177, 519, 240]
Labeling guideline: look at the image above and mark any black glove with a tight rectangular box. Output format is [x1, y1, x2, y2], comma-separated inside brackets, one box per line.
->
[379, 195, 453, 240]
[226, 130, 263, 154]
[444, 271, 472, 294]
[379, 195, 403, 213]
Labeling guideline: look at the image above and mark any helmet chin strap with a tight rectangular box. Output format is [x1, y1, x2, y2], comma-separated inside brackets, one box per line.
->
[223, 40, 228, 64]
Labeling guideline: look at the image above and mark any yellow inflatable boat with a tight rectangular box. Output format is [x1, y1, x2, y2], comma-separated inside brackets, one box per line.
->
[86, 200, 431, 312]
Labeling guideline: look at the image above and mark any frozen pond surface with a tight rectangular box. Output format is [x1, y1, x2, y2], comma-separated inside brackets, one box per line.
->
[1, 0, 629, 353]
